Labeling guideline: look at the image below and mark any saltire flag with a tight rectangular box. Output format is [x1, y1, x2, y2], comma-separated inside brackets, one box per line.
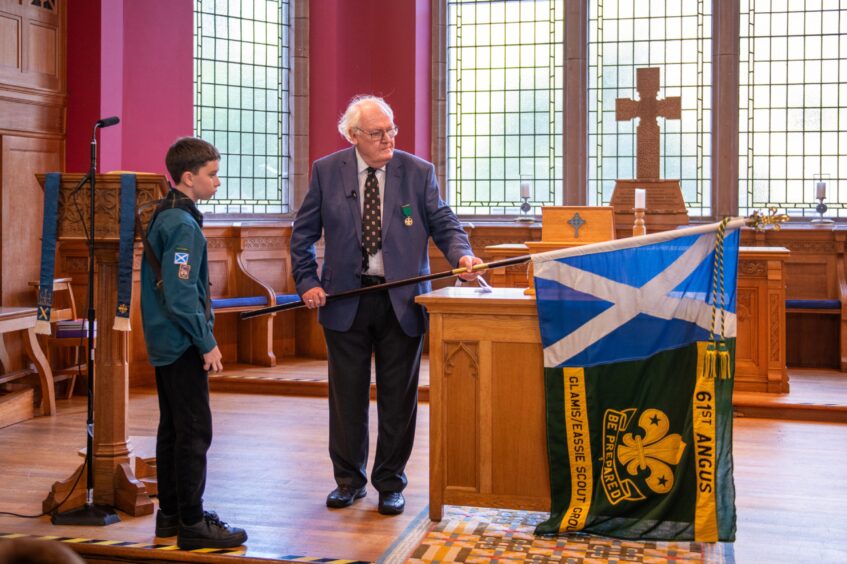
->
[532, 219, 742, 542]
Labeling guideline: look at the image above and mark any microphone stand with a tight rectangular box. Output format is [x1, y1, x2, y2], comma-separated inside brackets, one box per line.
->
[52, 122, 120, 526]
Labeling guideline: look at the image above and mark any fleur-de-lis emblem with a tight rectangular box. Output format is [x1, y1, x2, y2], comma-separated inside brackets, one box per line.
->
[617, 409, 686, 494]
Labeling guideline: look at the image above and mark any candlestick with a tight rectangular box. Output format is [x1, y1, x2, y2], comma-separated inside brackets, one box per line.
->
[816, 181, 826, 199]
[515, 196, 534, 223]
[811, 196, 834, 224]
[634, 188, 646, 210]
[633, 208, 647, 236]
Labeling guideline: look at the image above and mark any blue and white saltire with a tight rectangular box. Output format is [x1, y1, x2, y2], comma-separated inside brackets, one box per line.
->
[532, 219, 745, 369]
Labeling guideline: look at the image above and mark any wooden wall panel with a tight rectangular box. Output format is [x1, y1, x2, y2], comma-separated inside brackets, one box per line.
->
[0, 134, 61, 369]
[1, 135, 62, 304]
[0, 0, 63, 91]
[0, 0, 66, 376]
[0, 12, 20, 69]
[27, 21, 57, 77]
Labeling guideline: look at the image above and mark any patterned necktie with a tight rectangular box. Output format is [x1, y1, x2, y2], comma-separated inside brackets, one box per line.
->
[362, 167, 381, 268]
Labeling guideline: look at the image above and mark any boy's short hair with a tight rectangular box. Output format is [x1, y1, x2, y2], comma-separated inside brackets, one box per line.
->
[165, 137, 221, 185]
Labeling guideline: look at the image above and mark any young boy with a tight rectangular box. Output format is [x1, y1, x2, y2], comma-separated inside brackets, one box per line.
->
[140, 137, 247, 550]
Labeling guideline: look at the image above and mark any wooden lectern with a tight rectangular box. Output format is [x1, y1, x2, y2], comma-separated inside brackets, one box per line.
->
[486, 206, 616, 293]
[36, 173, 167, 516]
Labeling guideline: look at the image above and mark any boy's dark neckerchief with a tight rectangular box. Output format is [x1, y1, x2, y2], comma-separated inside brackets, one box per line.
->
[151, 187, 204, 228]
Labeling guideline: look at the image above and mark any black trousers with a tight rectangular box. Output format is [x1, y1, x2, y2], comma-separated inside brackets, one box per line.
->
[154, 346, 212, 525]
[323, 289, 424, 494]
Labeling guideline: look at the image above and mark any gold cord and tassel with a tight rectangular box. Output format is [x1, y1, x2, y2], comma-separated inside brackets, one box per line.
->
[698, 217, 734, 381]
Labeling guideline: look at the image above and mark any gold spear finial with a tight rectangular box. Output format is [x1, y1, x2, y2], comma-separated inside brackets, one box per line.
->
[747, 207, 789, 231]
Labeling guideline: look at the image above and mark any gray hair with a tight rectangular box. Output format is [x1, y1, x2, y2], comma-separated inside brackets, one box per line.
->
[337, 95, 394, 143]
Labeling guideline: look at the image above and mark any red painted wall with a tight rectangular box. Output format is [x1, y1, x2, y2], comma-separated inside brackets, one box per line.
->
[68, 1, 430, 185]
[309, 0, 431, 165]
[121, 0, 194, 177]
[66, 0, 193, 178]
[99, 0, 124, 171]
[66, 1, 101, 172]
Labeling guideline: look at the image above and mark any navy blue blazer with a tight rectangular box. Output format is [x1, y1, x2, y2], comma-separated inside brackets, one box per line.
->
[291, 147, 472, 337]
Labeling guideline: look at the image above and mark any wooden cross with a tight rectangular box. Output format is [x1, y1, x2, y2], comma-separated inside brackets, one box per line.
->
[567, 212, 585, 238]
[616, 67, 681, 180]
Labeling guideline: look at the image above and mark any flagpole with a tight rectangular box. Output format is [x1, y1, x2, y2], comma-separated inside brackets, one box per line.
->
[239, 254, 532, 319]
[241, 213, 786, 321]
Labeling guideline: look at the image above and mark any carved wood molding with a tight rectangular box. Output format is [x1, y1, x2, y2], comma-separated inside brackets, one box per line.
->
[207, 237, 236, 250]
[738, 260, 766, 278]
[443, 341, 479, 379]
[782, 241, 837, 254]
[242, 236, 288, 250]
[61, 255, 88, 274]
[769, 293, 781, 363]
[737, 289, 752, 323]
[30, 0, 57, 11]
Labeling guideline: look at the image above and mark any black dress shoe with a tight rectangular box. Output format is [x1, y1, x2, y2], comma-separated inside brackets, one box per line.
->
[177, 511, 248, 550]
[378, 491, 405, 515]
[155, 509, 179, 537]
[326, 485, 367, 508]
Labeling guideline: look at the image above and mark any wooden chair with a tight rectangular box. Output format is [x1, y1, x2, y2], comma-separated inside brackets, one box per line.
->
[29, 278, 86, 399]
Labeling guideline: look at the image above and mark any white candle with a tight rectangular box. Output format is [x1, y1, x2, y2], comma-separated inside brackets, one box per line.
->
[634, 188, 646, 209]
[816, 181, 826, 199]
[520, 181, 531, 199]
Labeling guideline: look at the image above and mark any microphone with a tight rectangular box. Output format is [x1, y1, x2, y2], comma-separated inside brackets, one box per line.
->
[95, 116, 120, 128]
[349, 189, 358, 199]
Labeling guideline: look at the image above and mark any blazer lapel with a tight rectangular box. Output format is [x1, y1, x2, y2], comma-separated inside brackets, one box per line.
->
[340, 148, 362, 244]
[382, 157, 404, 242]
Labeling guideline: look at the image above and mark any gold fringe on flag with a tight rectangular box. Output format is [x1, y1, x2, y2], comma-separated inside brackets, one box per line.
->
[698, 342, 718, 380]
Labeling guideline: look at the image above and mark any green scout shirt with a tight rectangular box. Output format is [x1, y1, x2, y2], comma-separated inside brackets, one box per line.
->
[140, 206, 216, 367]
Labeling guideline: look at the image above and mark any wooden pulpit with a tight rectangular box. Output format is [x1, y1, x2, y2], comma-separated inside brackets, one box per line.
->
[36, 173, 167, 516]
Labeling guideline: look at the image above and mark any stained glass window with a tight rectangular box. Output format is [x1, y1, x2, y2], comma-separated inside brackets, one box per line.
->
[739, 1, 845, 218]
[447, 0, 564, 216]
[194, 0, 291, 214]
[588, 0, 712, 216]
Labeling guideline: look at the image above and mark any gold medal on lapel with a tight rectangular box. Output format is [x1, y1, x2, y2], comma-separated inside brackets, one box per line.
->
[402, 204, 413, 226]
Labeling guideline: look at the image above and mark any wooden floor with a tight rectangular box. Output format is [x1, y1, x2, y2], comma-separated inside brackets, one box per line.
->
[211, 358, 847, 422]
[0, 364, 846, 563]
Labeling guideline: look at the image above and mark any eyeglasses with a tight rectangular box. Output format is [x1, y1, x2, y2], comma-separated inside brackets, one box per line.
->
[355, 126, 399, 141]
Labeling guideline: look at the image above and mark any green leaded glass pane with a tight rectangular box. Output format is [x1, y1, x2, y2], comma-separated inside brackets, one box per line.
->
[739, 1, 846, 218]
[588, 0, 713, 217]
[448, 0, 564, 216]
[194, 0, 291, 214]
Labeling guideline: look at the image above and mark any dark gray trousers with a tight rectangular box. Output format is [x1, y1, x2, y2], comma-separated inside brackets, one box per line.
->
[323, 289, 424, 494]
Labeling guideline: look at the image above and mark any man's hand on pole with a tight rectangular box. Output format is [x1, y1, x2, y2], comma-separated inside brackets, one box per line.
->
[303, 286, 326, 309]
[457, 255, 484, 281]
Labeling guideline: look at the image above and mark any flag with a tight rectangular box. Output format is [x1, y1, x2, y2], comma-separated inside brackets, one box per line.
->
[532, 220, 740, 542]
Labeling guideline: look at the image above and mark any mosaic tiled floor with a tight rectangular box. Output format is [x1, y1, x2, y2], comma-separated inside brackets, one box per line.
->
[404, 506, 733, 563]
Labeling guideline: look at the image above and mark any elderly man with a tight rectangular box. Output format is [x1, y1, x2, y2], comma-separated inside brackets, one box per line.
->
[291, 95, 481, 515]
